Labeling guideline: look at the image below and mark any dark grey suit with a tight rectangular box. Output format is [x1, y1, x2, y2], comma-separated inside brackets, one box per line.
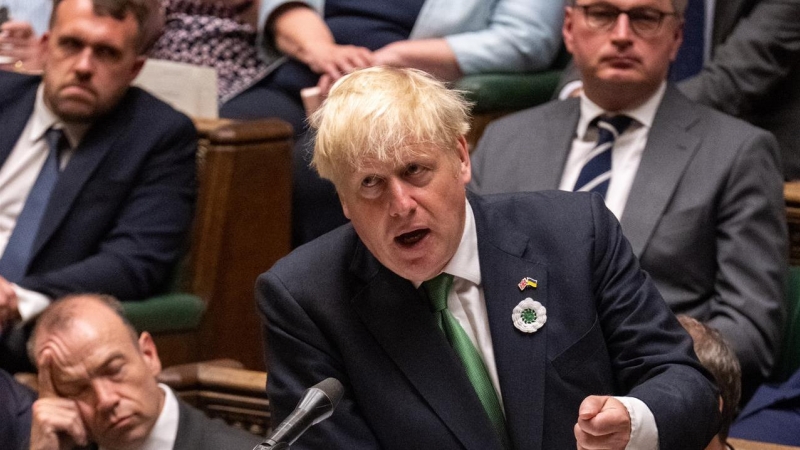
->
[172, 400, 261, 450]
[81, 398, 261, 450]
[557, 0, 800, 179]
[470, 87, 787, 393]
[679, 0, 800, 179]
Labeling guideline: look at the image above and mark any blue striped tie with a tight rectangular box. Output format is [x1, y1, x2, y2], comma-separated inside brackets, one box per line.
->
[573, 115, 633, 198]
[0, 128, 65, 283]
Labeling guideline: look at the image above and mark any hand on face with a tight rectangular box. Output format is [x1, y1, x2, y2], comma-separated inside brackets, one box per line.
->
[31, 350, 90, 450]
[574, 395, 631, 450]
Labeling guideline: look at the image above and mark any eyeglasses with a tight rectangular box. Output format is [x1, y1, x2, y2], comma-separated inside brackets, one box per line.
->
[573, 2, 679, 37]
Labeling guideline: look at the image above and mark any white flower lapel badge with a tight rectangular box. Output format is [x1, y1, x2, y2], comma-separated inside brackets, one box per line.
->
[512, 298, 547, 333]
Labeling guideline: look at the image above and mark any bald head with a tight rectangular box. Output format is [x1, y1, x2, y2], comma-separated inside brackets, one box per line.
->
[29, 294, 138, 363]
[29, 294, 164, 449]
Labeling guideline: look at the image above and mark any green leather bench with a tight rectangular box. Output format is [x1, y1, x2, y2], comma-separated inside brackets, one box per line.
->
[454, 48, 571, 148]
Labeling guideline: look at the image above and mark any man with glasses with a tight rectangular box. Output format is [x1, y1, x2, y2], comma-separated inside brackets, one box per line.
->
[471, 0, 786, 401]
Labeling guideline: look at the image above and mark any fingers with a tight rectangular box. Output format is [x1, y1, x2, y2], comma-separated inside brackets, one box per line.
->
[31, 351, 89, 449]
[37, 350, 59, 398]
[307, 44, 373, 80]
[0, 276, 18, 325]
[575, 396, 631, 450]
[0, 20, 36, 39]
[30, 397, 89, 450]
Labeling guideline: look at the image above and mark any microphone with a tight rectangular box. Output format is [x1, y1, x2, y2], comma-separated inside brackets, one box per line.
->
[254, 378, 344, 449]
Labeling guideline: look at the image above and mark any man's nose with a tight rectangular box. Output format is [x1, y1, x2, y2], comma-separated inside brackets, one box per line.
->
[73, 47, 95, 76]
[610, 13, 635, 42]
[93, 380, 120, 413]
[387, 180, 417, 217]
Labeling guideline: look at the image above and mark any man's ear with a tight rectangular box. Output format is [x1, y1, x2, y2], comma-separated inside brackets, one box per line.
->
[563, 7, 576, 55]
[456, 135, 471, 185]
[339, 191, 351, 219]
[39, 32, 51, 64]
[669, 19, 685, 61]
[138, 332, 162, 376]
[127, 55, 146, 82]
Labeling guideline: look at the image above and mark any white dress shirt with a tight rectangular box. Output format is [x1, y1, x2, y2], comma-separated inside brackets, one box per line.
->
[426, 202, 658, 449]
[0, 84, 84, 322]
[559, 82, 667, 220]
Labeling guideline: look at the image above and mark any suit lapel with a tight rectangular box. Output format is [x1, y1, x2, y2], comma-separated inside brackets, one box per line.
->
[0, 80, 38, 167]
[471, 194, 548, 450]
[29, 108, 126, 260]
[173, 400, 198, 450]
[620, 87, 702, 257]
[530, 99, 581, 190]
[351, 241, 503, 450]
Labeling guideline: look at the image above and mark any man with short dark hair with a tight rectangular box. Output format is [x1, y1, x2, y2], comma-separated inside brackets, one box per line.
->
[0, 0, 196, 373]
[678, 315, 741, 450]
[471, 0, 787, 398]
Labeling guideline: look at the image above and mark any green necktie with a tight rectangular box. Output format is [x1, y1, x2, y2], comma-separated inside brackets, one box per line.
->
[424, 273, 510, 448]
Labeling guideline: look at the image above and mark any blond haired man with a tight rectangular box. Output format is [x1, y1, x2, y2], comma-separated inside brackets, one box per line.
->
[257, 66, 720, 450]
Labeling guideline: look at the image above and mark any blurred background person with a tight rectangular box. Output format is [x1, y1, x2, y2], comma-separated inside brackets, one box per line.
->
[678, 315, 741, 450]
[149, 0, 271, 107]
[0, 0, 52, 72]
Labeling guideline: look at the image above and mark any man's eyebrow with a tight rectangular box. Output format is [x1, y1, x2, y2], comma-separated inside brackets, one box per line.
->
[55, 352, 127, 385]
[92, 352, 127, 375]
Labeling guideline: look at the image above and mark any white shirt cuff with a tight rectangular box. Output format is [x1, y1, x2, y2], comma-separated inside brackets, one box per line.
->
[615, 396, 659, 450]
[13, 284, 51, 322]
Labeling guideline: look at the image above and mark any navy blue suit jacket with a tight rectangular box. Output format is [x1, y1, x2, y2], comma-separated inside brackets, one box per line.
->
[257, 191, 720, 449]
[0, 368, 35, 450]
[0, 71, 196, 300]
[729, 368, 800, 446]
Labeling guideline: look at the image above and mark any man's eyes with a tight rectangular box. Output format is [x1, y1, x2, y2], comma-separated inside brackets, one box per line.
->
[405, 164, 426, 176]
[56, 37, 121, 61]
[361, 176, 382, 188]
[58, 37, 83, 53]
[629, 9, 662, 22]
[587, 6, 662, 22]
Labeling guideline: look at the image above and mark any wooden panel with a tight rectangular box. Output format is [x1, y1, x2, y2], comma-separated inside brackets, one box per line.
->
[154, 118, 293, 369]
[786, 182, 800, 265]
[159, 360, 270, 436]
[192, 119, 293, 370]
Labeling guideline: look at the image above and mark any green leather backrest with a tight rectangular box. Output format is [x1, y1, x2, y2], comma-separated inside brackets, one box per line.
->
[774, 265, 800, 381]
[122, 293, 205, 334]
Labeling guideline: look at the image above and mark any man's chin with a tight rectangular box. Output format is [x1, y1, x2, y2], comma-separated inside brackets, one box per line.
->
[53, 106, 99, 124]
[94, 425, 149, 450]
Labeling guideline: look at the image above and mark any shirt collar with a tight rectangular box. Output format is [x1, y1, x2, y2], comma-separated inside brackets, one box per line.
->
[140, 384, 180, 450]
[99, 384, 179, 450]
[29, 83, 90, 149]
[576, 81, 667, 140]
[441, 201, 481, 286]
